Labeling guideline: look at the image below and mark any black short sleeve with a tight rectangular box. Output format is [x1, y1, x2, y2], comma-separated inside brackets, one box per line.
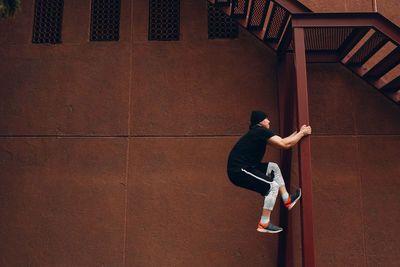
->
[227, 126, 276, 170]
[253, 127, 275, 141]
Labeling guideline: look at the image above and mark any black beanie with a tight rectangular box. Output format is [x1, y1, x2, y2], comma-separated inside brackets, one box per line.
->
[250, 110, 268, 126]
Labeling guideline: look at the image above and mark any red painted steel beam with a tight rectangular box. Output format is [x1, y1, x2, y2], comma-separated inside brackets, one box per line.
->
[372, 15, 400, 45]
[293, 27, 316, 267]
[277, 53, 296, 267]
[277, 21, 293, 55]
[274, 0, 312, 13]
[372, 0, 378, 12]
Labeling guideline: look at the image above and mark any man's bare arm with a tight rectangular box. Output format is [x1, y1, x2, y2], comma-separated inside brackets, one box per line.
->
[268, 125, 312, 150]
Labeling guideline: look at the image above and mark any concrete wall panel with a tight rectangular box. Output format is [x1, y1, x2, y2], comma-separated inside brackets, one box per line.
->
[127, 137, 281, 266]
[377, 0, 400, 27]
[308, 64, 357, 135]
[308, 63, 400, 135]
[300, 0, 373, 12]
[352, 81, 400, 135]
[311, 136, 366, 266]
[1, 0, 400, 266]
[181, 0, 209, 42]
[0, 138, 127, 266]
[62, 0, 91, 44]
[0, 44, 130, 136]
[130, 0, 278, 136]
[309, 135, 400, 267]
[297, 0, 400, 28]
[358, 136, 400, 267]
[131, 37, 278, 136]
[300, 0, 400, 28]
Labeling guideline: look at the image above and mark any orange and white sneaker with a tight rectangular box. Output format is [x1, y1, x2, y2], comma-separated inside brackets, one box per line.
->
[284, 188, 301, 210]
[257, 222, 283, 233]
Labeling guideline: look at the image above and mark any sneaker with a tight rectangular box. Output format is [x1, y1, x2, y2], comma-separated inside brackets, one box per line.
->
[257, 222, 283, 233]
[284, 188, 302, 210]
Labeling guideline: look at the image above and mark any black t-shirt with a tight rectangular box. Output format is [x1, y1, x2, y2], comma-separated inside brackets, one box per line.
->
[227, 125, 276, 171]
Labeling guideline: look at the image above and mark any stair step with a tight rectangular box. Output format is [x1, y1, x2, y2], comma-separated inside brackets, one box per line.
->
[363, 46, 400, 80]
[381, 76, 400, 92]
[338, 27, 370, 61]
[346, 31, 389, 66]
[247, 0, 271, 30]
[231, 0, 250, 18]
[264, 2, 290, 42]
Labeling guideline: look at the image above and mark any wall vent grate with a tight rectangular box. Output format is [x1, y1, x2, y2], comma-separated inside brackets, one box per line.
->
[90, 0, 121, 42]
[32, 0, 64, 44]
[149, 0, 180, 41]
[208, 2, 238, 39]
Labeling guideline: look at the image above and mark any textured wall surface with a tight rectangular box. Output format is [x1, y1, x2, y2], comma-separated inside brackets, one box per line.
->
[300, 0, 373, 12]
[300, 0, 400, 27]
[307, 63, 400, 267]
[0, 0, 280, 266]
[1, 0, 400, 266]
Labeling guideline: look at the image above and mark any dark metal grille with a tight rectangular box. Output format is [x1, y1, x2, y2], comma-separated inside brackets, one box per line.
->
[265, 4, 289, 41]
[287, 27, 354, 51]
[32, 0, 64, 44]
[231, 0, 249, 17]
[304, 27, 354, 50]
[248, 0, 270, 29]
[348, 31, 389, 66]
[215, 0, 230, 5]
[149, 0, 180, 41]
[90, 0, 121, 41]
[337, 27, 370, 59]
[208, 2, 238, 39]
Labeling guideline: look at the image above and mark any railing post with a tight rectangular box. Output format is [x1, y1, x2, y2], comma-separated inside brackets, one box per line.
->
[292, 26, 316, 267]
[372, 0, 378, 12]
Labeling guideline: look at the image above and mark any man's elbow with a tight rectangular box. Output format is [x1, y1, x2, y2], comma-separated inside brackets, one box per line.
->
[281, 143, 292, 150]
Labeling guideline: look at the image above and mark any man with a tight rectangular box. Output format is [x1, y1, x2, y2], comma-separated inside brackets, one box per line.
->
[227, 110, 312, 233]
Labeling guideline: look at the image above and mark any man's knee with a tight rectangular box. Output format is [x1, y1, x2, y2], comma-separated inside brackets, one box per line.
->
[268, 162, 280, 172]
[267, 162, 285, 187]
[268, 181, 279, 197]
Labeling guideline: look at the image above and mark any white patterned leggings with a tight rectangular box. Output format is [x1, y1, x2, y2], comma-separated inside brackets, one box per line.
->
[228, 162, 285, 210]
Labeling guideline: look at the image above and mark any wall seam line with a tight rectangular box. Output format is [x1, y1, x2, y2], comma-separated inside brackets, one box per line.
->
[355, 136, 368, 266]
[122, 0, 134, 265]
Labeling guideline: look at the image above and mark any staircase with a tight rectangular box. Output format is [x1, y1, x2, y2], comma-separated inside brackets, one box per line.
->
[209, 1, 400, 267]
[210, 0, 400, 104]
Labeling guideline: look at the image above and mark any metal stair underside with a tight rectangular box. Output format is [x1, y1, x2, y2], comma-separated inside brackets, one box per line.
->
[210, 0, 400, 104]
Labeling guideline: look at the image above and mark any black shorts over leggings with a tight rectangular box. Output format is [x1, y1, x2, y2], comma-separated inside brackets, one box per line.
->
[227, 163, 273, 196]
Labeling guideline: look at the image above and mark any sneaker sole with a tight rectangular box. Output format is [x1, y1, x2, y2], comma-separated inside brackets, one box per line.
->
[288, 189, 302, 210]
[257, 228, 283, 233]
